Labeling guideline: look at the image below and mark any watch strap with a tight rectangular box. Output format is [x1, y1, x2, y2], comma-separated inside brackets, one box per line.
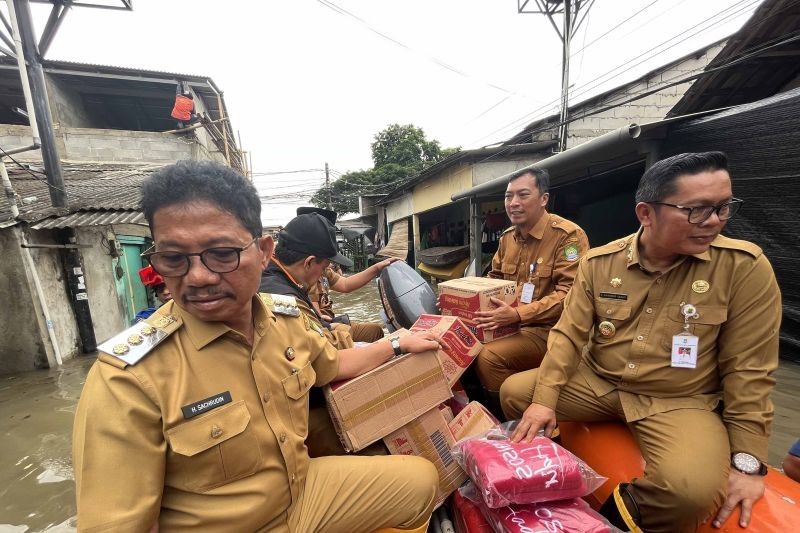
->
[390, 337, 402, 357]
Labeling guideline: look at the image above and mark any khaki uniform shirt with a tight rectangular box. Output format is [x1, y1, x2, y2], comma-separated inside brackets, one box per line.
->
[488, 211, 589, 329]
[535, 230, 781, 461]
[72, 297, 338, 532]
[307, 267, 343, 317]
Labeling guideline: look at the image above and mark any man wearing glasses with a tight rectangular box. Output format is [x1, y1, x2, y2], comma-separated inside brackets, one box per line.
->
[72, 160, 437, 532]
[500, 152, 781, 533]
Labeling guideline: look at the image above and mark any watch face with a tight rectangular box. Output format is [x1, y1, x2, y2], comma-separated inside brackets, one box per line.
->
[733, 453, 760, 474]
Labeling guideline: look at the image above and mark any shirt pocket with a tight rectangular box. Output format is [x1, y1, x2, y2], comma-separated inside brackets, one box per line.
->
[165, 400, 260, 492]
[281, 361, 316, 437]
[663, 303, 728, 349]
[500, 263, 517, 278]
[593, 299, 632, 344]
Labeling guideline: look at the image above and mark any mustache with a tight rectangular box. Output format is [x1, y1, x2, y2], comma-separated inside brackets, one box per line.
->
[183, 286, 233, 300]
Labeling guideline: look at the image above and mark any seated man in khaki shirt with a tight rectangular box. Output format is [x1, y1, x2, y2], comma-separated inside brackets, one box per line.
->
[472, 167, 588, 415]
[501, 152, 781, 533]
[72, 161, 438, 533]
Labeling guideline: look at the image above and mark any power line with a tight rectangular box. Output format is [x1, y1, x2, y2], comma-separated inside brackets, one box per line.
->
[469, 0, 761, 146]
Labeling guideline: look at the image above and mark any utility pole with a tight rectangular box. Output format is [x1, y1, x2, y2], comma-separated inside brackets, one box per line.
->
[517, 0, 595, 152]
[11, 0, 66, 207]
[325, 162, 332, 210]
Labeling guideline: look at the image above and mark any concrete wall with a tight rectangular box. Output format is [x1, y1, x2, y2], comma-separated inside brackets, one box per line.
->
[386, 193, 413, 223]
[472, 155, 548, 187]
[412, 162, 472, 214]
[530, 43, 725, 149]
[0, 226, 83, 374]
[74, 226, 129, 343]
[0, 124, 45, 161]
[0, 226, 49, 373]
[46, 76, 93, 129]
[61, 127, 194, 163]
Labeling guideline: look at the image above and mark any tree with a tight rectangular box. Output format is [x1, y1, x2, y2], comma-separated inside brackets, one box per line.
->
[312, 123, 459, 216]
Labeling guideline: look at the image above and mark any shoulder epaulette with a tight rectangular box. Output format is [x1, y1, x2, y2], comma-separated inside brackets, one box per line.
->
[710, 235, 762, 258]
[585, 234, 636, 261]
[501, 226, 515, 235]
[549, 215, 581, 234]
[97, 313, 182, 367]
[259, 293, 301, 317]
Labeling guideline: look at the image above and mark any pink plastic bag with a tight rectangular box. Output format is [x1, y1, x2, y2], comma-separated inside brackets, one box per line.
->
[460, 482, 619, 533]
[453, 425, 606, 507]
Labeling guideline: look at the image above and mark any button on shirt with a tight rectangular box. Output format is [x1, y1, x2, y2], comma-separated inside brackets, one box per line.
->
[72, 297, 338, 532]
[534, 230, 781, 461]
[488, 211, 589, 329]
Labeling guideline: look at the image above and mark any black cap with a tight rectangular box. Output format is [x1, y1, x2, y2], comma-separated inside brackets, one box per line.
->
[279, 213, 354, 268]
[297, 206, 337, 224]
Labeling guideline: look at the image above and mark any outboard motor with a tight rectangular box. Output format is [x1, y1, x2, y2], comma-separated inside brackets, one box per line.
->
[377, 261, 438, 331]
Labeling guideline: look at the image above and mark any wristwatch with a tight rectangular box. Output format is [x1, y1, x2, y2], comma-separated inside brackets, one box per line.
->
[389, 336, 402, 357]
[731, 452, 768, 476]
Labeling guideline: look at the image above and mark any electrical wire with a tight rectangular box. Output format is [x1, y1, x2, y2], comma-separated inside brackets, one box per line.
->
[468, 0, 763, 146]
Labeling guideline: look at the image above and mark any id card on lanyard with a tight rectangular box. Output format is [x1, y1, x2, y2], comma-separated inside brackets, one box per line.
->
[671, 304, 699, 369]
[520, 264, 536, 304]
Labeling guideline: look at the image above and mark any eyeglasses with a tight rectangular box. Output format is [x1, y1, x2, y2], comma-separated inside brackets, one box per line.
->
[649, 198, 743, 224]
[143, 237, 259, 277]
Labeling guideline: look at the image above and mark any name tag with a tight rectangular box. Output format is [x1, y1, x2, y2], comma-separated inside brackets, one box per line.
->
[520, 283, 535, 304]
[671, 335, 698, 369]
[599, 292, 627, 301]
[181, 391, 232, 419]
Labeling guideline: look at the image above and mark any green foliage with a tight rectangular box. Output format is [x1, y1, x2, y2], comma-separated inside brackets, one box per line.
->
[312, 123, 460, 216]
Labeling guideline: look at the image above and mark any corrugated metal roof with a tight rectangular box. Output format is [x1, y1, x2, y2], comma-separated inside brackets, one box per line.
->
[0, 162, 160, 226]
[31, 210, 146, 229]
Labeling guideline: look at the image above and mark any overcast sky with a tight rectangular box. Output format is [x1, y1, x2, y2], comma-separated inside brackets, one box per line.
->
[25, 0, 760, 225]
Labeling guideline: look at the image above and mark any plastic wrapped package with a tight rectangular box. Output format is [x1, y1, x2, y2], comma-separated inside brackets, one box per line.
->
[460, 483, 619, 533]
[452, 425, 606, 507]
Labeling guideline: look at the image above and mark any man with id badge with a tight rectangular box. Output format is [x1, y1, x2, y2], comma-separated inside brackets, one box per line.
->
[501, 152, 781, 533]
[472, 166, 588, 415]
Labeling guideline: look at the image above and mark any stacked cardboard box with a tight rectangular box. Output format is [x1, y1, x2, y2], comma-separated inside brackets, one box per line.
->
[437, 277, 519, 342]
[324, 330, 452, 452]
[410, 314, 482, 386]
[384, 401, 500, 507]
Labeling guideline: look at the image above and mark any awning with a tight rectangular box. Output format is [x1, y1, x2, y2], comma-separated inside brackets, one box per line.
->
[31, 210, 146, 229]
[377, 218, 408, 259]
[451, 110, 727, 201]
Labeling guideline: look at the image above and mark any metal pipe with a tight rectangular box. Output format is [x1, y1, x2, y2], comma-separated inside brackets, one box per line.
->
[6, 0, 40, 142]
[1, 159, 19, 218]
[12, 0, 67, 208]
[21, 236, 63, 366]
[1, 142, 39, 155]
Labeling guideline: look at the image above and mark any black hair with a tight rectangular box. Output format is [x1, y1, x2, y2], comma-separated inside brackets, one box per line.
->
[508, 166, 550, 195]
[635, 152, 728, 203]
[142, 160, 262, 237]
[273, 238, 326, 266]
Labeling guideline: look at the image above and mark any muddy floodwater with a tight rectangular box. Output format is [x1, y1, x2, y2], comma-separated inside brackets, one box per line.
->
[1, 282, 799, 532]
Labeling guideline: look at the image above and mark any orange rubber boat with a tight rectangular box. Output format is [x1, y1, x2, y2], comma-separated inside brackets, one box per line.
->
[558, 421, 800, 532]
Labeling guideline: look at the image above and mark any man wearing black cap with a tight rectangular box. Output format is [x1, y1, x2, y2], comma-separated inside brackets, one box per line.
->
[296, 206, 391, 343]
[260, 213, 442, 456]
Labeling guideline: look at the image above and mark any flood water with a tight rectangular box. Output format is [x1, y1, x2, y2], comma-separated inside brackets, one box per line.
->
[1, 282, 799, 532]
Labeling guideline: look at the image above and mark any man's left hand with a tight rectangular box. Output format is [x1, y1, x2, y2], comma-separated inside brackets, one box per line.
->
[373, 257, 399, 274]
[474, 297, 520, 330]
[712, 470, 765, 529]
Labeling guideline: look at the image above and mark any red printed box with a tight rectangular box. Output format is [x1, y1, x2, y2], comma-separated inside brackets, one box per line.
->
[410, 314, 482, 386]
[438, 277, 519, 343]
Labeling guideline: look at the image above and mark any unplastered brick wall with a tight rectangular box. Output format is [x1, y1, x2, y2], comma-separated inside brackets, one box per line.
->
[61, 128, 194, 163]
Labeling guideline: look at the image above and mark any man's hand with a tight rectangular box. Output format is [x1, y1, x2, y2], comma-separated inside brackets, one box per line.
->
[474, 297, 521, 330]
[399, 331, 442, 354]
[373, 257, 399, 274]
[511, 403, 557, 443]
[712, 470, 765, 529]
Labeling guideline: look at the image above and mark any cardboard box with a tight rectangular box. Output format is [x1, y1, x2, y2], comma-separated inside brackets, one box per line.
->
[384, 407, 468, 508]
[448, 401, 500, 442]
[438, 277, 520, 342]
[324, 346, 452, 452]
[410, 314, 482, 386]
